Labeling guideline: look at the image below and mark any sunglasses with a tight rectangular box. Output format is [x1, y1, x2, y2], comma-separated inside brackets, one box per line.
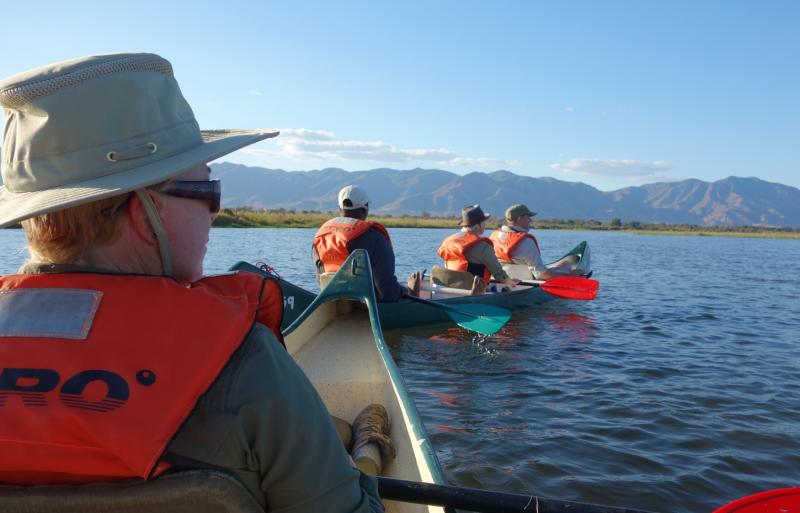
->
[160, 180, 221, 213]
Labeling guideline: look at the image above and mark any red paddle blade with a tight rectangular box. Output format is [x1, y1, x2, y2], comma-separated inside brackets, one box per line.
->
[714, 487, 800, 513]
[540, 276, 599, 300]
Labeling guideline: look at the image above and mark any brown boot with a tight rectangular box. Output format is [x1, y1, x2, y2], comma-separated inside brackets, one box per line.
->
[351, 404, 396, 475]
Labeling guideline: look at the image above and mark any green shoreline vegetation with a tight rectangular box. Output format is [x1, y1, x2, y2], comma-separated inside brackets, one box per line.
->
[212, 208, 800, 239]
[3, 208, 797, 238]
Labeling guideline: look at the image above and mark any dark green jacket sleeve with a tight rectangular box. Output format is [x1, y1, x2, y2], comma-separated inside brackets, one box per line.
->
[347, 229, 405, 302]
[166, 324, 384, 513]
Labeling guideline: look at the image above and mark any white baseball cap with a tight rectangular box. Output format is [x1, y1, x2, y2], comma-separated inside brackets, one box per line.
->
[338, 185, 369, 210]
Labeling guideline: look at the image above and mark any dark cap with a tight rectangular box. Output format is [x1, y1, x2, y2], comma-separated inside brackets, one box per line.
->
[460, 204, 491, 227]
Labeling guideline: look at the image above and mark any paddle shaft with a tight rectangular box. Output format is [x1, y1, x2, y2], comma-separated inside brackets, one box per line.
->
[377, 477, 656, 513]
[405, 294, 478, 316]
[508, 279, 545, 286]
[491, 278, 552, 287]
[420, 284, 473, 297]
[490, 276, 599, 301]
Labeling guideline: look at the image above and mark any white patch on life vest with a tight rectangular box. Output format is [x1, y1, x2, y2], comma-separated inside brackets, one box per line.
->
[0, 288, 102, 340]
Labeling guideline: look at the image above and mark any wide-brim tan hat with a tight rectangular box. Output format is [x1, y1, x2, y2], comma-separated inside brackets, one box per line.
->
[0, 53, 278, 227]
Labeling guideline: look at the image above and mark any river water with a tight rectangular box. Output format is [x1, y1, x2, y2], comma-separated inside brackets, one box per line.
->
[2, 228, 799, 513]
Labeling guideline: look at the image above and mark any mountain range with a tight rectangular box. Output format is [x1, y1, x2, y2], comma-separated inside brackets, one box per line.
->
[211, 163, 800, 227]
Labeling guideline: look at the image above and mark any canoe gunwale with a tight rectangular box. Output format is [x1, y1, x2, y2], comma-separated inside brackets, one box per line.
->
[278, 251, 446, 488]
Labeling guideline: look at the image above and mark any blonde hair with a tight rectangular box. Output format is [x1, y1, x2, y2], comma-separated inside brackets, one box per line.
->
[22, 193, 132, 265]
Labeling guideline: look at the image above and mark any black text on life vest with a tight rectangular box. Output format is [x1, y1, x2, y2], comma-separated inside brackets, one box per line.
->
[0, 367, 153, 412]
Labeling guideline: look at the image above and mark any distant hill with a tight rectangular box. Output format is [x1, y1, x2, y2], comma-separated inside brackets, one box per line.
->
[211, 163, 800, 227]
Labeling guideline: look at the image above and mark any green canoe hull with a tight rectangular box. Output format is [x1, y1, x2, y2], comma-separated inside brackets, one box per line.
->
[231, 241, 591, 332]
[379, 241, 591, 329]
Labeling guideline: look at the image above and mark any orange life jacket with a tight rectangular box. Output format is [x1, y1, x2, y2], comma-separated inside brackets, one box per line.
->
[437, 232, 493, 283]
[0, 271, 283, 485]
[489, 228, 540, 263]
[313, 217, 392, 273]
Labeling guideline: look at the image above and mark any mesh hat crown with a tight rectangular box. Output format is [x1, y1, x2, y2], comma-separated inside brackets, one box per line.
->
[0, 52, 279, 227]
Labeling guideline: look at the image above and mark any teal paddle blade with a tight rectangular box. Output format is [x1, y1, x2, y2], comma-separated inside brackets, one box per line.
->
[405, 296, 512, 335]
[446, 303, 512, 335]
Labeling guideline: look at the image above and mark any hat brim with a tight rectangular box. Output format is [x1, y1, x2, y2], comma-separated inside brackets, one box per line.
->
[459, 213, 491, 227]
[506, 210, 537, 221]
[0, 129, 278, 227]
[340, 202, 369, 210]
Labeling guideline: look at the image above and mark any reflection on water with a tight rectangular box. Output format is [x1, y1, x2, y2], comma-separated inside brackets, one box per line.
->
[497, 311, 597, 346]
[2, 228, 800, 513]
[543, 312, 597, 344]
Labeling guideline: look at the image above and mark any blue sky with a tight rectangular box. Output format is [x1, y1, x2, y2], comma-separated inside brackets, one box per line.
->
[2, 1, 798, 191]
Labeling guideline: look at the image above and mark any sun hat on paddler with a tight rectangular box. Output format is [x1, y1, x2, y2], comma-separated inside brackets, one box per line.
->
[459, 204, 491, 227]
[0, 52, 279, 228]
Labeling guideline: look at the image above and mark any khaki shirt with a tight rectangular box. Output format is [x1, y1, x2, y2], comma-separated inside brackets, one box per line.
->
[17, 263, 384, 513]
[463, 240, 510, 281]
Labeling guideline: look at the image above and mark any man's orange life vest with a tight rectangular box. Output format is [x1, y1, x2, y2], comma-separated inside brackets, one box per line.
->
[0, 271, 283, 486]
[437, 232, 493, 282]
[489, 227, 541, 263]
[313, 217, 392, 273]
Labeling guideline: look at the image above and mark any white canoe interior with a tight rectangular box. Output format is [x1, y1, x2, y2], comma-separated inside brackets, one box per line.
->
[285, 300, 445, 513]
[502, 251, 583, 280]
[422, 280, 538, 299]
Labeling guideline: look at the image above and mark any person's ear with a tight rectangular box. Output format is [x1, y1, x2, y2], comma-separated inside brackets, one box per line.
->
[127, 189, 165, 245]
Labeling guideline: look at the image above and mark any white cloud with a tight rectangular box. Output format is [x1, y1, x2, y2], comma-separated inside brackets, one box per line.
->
[278, 128, 336, 141]
[247, 90, 263, 96]
[549, 158, 672, 178]
[442, 157, 519, 167]
[244, 128, 512, 167]
[564, 106, 575, 112]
